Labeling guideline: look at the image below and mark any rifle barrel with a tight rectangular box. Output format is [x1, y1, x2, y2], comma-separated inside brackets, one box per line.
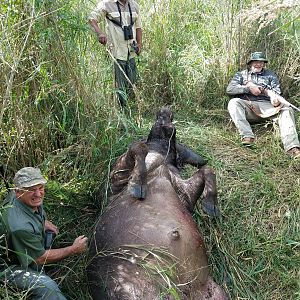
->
[278, 95, 300, 112]
[290, 103, 300, 112]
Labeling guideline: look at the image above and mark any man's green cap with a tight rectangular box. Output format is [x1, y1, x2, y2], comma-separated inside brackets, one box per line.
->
[247, 52, 268, 64]
[14, 167, 47, 188]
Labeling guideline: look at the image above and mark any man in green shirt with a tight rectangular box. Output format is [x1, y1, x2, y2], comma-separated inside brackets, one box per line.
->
[0, 167, 88, 299]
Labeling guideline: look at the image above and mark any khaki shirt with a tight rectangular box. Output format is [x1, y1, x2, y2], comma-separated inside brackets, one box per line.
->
[89, 0, 141, 60]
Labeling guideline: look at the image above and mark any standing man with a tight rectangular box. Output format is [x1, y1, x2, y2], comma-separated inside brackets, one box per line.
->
[0, 167, 88, 299]
[226, 51, 300, 159]
[89, 0, 142, 108]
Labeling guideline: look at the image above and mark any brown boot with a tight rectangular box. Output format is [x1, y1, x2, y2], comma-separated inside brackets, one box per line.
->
[287, 147, 300, 159]
[241, 137, 255, 147]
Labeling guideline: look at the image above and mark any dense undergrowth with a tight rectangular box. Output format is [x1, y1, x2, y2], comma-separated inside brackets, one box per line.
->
[1, 0, 300, 299]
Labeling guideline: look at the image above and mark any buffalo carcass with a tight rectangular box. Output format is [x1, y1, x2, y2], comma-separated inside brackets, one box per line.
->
[87, 107, 228, 300]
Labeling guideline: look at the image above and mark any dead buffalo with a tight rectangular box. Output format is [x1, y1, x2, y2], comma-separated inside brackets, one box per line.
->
[87, 107, 228, 300]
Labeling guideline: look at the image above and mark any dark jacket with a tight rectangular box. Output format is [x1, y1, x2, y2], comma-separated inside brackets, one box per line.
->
[226, 68, 281, 101]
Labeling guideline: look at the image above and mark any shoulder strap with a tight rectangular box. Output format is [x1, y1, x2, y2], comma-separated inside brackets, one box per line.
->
[106, 1, 134, 28]
[106, 16, 122, 27]
[128, 2, 133, 25]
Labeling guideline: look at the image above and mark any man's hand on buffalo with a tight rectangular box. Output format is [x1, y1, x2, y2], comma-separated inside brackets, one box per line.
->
[71, 235, 88, 254]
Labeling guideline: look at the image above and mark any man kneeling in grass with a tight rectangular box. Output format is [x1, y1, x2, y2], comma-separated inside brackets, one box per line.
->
[0, 167, 88, 300]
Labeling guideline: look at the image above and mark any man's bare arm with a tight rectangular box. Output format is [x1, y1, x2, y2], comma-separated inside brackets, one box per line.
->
[89, 19, 107, 45]
[44, 220, 58, 235]
[35, 235, 87, 265]
[136, 28, 142, 54]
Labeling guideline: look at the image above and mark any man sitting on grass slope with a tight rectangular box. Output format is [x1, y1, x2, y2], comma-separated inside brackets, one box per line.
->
[0, 167, 88, 300]
[226, 51, 300, 159]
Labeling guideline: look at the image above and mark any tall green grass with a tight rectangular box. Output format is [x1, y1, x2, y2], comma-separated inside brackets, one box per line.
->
[1, 0, 300, 299]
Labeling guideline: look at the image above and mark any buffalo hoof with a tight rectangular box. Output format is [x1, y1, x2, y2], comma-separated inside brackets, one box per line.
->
[128, 182, 147, 199]
[202, 201, 220, 217]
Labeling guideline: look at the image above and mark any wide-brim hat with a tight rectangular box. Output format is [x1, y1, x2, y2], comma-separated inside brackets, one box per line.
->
[14, 167, 47, 189]
[247, 52, 268, 64]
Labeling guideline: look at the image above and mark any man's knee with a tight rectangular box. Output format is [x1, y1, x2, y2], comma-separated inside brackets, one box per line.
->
[7, 270, 66, 300]
[227, 97, 242, 111]
[280, 105, 294, 116]
[31, 274, 66, 300]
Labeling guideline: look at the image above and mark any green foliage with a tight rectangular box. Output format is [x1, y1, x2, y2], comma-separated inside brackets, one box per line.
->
[1, 0, 300, 299]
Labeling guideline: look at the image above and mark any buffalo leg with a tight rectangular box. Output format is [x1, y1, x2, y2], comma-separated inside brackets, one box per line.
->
[171, 165, 219, 217]
[110, 142, 148, 199]
[201, 166, 220, 217]
[176, 143, 207, 168]
[128, 142, 148, 199]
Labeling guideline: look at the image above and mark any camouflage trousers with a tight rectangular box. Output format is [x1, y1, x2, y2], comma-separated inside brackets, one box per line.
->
[1, 266, 66, 300]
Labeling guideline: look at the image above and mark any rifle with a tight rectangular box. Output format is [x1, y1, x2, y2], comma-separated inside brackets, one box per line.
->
[274, 94, 300, 112]
[258, 85, 300, 112]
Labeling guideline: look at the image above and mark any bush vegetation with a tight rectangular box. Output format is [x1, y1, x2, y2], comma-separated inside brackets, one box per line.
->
[1, 0, 300, 299]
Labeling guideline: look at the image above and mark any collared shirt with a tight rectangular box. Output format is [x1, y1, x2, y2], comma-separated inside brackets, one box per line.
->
[89, 0, 141, 60]
[226, 68, 281, 101]
[0, 195, 46, 271]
